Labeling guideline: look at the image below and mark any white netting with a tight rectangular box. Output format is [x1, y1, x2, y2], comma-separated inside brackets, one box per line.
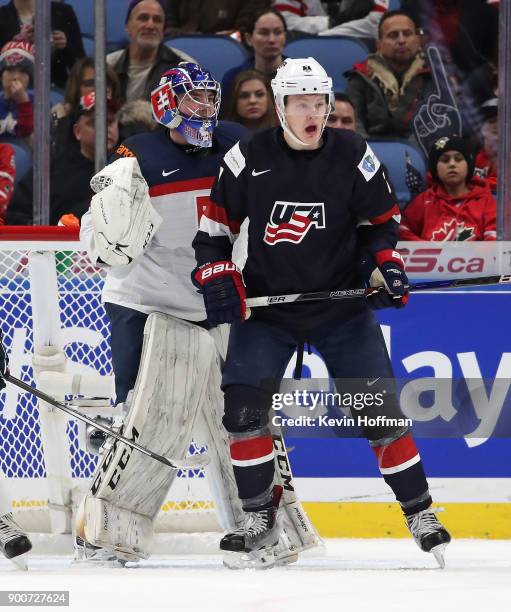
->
[0, 242, 216, 533]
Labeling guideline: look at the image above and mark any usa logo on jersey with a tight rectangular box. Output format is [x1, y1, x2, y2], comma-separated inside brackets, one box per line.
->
[264, 202, 325, 245]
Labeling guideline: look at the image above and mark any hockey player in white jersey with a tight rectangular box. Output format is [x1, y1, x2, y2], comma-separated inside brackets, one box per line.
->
[78, 62, 319, 567]
[0, 332, 32, 568]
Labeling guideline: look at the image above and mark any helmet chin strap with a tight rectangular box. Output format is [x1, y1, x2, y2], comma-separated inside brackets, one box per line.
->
[277, 107, 329, 150]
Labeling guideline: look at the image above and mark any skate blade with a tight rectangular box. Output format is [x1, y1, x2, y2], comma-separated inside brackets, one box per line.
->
[274, 551, 299, 567]
[72, 546, 128, 568]
[71, 556, 126, 568]
[10, 554, 28, 571]
[431, 543, 447, 569]
[222, 547, 277, 570]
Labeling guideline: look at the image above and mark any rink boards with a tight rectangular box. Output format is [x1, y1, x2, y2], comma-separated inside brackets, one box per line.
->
[289, 289, 511, 538]
[1, 259, 510, 538]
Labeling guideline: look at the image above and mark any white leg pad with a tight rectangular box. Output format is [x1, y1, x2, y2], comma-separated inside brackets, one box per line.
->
[194, 350, 244, 532]
[273, 430, 323, 561]
[81, 497, 154, 561]
[77, 313, 216, 558]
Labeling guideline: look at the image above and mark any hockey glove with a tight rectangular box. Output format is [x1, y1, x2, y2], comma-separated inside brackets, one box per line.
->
[0, 330, 8, 390]
[361, 250, 409, 310]
[192, 261, 247, 325]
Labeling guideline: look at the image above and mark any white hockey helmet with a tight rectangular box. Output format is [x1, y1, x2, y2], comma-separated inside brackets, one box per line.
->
[271, 57, 334, 146]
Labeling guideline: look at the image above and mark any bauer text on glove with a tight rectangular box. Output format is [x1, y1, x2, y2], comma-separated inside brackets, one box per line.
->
[192, 261, 247, 324]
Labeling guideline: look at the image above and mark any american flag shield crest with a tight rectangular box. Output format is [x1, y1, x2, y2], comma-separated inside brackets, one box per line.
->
[263, 202, 325, 245]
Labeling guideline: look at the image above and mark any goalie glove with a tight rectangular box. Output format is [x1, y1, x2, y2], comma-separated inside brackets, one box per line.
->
[360, 249, 409, 309]
[89, 157, 162, 266]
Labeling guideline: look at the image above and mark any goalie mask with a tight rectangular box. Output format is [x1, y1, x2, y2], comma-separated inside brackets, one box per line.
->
[151, 62, 220, 148]
[271, 57, 333, 147]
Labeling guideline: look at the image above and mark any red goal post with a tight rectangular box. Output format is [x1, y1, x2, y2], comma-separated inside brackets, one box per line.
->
[0, 226, 219, 544]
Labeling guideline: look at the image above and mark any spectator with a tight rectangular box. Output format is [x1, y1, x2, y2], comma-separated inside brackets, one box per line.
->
[399, 136, 496, 241]
[401, 0, 498, 79]
[6, 92, 119, 226]
[118, 99, 157, 141]
[272, 0, 388, 38]
[51, 57, 123, 157]
[165, 0, 271, 37]
[0, 0, 85, 89]
[107, 0, 194, 102]
[346, 10, 433, 139]
[223, 69, 277, 131]
[465, 55, 498, 109]
[221, 8, 286, 104]
[402, 1, 499, 119]
[474, 98, 498, 191]
[325, 92, 356, 131]
[0, 41, 34, 141]
[0, 142, 15, 224]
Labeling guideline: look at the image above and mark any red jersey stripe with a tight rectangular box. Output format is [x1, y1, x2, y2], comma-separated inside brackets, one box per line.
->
[230, 435, 274, 462]
[370, 203, 401, 225]
[202, 200, 241, 235]
[372, 433, 419, 469]
[149, 176, 215, 197]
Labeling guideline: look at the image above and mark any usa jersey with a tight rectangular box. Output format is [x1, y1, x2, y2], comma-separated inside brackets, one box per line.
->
[193, 128, 401, 335]
[80, 122, 246, 320]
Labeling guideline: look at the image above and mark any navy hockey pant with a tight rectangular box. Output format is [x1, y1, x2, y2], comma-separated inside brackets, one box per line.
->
[221, 309, 432, 515]
[105, 302, 148, 405]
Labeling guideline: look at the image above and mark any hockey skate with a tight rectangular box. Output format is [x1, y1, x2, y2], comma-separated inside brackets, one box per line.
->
[0, 513, 32, 570]
[73, 536, 127, 568]
[406, 508, 451, 568]
[220, 485, 284, 570]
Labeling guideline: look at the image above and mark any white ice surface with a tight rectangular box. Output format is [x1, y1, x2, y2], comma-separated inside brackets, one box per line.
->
[0, 539, 509, 612]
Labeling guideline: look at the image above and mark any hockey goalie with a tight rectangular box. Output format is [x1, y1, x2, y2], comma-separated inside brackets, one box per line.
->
[77, 62, 322, 568]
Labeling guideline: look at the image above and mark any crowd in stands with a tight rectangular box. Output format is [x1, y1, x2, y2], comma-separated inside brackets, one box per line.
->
[0, 0, 502, 241]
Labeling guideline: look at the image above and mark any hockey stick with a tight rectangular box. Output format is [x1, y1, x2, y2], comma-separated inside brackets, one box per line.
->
[245, 274, 511, 307]
[4, 373, 209, 471]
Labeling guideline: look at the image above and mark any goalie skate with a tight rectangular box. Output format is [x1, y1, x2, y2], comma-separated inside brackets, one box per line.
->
[221, 485, 284, 570]
[73, 536, 126, 568]
[406, 509, 451, 568]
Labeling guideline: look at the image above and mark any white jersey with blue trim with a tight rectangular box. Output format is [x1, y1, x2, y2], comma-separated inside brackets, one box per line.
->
[80, 122, 246, 320]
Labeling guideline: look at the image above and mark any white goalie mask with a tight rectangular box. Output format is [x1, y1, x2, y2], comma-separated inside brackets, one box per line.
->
[271, 57, 334, 147]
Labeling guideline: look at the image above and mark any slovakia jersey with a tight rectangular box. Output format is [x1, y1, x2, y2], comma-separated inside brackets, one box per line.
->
[81, 122, 246, 320]
[193, 128, 401, 336]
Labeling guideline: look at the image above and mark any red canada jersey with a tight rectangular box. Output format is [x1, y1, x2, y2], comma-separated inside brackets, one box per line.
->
[399, 178, 497, 242]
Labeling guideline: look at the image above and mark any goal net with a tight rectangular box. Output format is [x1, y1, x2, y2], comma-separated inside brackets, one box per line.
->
[0, 227, 220, 545]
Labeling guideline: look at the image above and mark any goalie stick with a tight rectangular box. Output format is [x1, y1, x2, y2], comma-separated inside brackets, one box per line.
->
[4, 373, 209, 471]
[245, 274, 511, 307]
